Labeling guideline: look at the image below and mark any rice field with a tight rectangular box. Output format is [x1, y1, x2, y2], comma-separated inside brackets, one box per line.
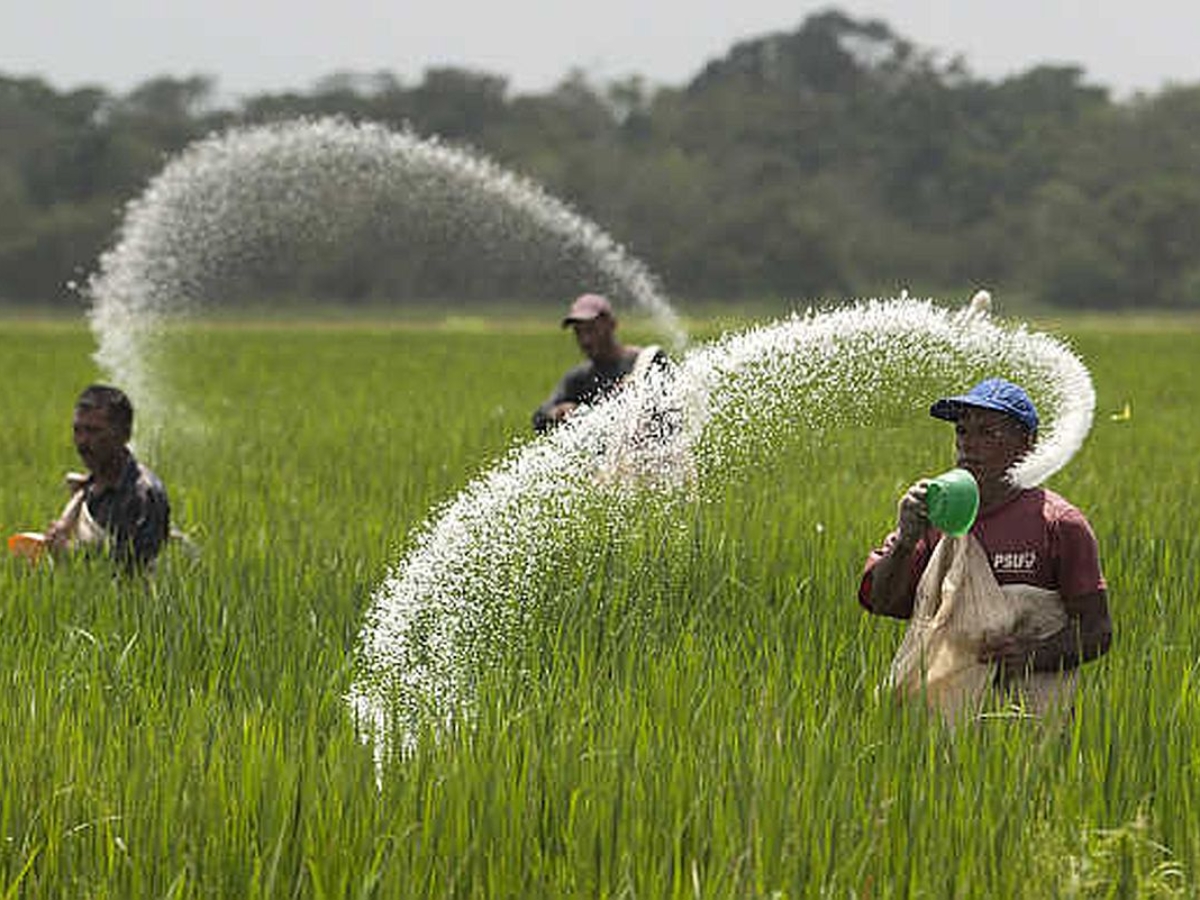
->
[1, 312, 1197, 898]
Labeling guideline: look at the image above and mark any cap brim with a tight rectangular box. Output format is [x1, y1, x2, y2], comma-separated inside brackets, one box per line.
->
[930, 396, 971, 421]
[562, 314, 602, 327]
[930, 396, 1028, 425]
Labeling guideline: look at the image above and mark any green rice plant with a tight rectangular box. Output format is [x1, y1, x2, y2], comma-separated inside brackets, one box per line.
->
[0, 316, 1196, 897]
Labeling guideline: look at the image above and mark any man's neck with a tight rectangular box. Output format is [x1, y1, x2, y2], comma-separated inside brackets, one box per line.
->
[91, 449, 131, 491]
[979, 480, 1023, 514]
[589, 342, 627, 366]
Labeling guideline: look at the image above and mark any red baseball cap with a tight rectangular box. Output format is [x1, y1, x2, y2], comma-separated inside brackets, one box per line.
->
[562, 293, 613, 326]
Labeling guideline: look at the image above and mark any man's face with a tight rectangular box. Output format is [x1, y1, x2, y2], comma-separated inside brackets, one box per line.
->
[571, 315, 615, 361]
[73, 405, 125, 473]
[953, 407, 1033, 487]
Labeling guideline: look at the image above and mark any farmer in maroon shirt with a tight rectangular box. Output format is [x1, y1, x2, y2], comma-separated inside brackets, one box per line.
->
[859, 378, 1111, 685]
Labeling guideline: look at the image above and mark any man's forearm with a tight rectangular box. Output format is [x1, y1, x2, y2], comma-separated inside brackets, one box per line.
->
[1023, 613, 1113, 672]
[866, 540, 917, 617]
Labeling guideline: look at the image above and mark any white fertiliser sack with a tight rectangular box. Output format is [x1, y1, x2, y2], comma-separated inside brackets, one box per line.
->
[887, 533, 1075, 723]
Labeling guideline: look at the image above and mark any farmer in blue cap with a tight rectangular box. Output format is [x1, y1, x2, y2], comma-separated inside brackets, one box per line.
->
[858, 377, 1111, 713]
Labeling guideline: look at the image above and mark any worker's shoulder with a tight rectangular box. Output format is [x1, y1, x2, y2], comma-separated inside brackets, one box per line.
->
[563, 359, 600, 379]
[1018, 486, 1096, 540]
[628, 344, 673, 379]
[1033, 486, 1091, 522]
[131, 457, 169, 499]
[557, 360, 603, 391]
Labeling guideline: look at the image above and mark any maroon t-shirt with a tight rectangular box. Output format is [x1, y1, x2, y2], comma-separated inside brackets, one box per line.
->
[858, 487, 1106, 619]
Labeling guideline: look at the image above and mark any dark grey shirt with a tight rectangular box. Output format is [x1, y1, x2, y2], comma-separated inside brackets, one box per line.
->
[84, 453, 170, 569]
[533, 348, 669, 433]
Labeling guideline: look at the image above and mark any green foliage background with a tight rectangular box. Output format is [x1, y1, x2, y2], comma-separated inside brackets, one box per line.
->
[4, 10, 1200, 311]
[0, 313, 1197, 897]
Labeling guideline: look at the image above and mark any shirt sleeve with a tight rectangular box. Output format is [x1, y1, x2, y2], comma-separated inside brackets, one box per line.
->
[533, 378, 568, 432]
[533, 367, 586, 432]
[109, 475, 170, 570]
[131, 483, 170, 567]
[857, 529, 933, 618]
[1052, 507, 1107, 599]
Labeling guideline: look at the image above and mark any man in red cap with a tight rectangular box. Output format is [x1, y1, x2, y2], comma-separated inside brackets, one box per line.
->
[532, 293, 664, 433]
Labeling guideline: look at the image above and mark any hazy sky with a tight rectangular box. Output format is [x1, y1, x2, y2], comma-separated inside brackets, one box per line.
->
[4, 0, 1198, 102]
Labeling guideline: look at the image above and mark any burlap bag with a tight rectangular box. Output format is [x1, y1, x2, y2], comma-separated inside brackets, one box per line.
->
[887, 533, 1074, 724]
[57, 481, 109, 551]
[597, 346, 696, 492]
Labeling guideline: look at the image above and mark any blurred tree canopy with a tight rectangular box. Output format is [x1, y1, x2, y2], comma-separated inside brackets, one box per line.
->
[2, 8, 1199, 310]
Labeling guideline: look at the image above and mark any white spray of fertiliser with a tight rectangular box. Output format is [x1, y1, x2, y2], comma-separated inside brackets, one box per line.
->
[85, 117, 686, 433]
[348, 294, 1095, 758]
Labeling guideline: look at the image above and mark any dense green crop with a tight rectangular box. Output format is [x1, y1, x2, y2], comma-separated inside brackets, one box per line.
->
[0, 317, 1196, 898]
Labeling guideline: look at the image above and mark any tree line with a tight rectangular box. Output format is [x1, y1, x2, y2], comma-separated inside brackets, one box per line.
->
[3, 9, 1199, 311]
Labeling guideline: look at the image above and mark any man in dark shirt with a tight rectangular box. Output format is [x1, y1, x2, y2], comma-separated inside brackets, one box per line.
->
[45, 384, 171, 571]
[532, 293, 664, 433]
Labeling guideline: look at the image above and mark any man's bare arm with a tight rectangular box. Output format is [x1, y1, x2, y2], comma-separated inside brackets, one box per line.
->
[865, 481, 929, 617]
[982, 589, 1112, 672]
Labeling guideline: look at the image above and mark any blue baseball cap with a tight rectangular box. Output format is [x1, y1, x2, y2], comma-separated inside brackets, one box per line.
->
[930, 377, 1039, 433]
